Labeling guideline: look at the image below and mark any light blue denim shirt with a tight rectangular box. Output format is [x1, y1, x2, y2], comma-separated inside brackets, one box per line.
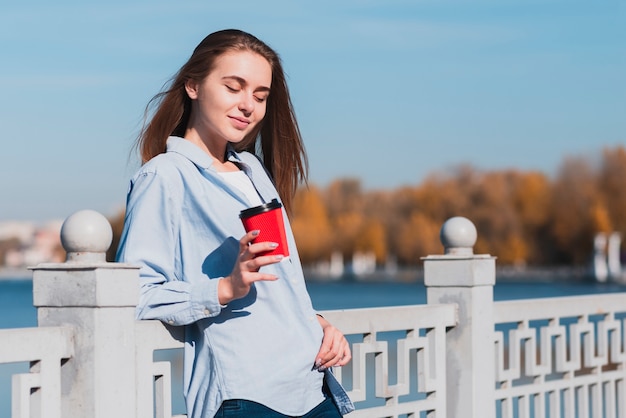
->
[116, 137, 353, 417]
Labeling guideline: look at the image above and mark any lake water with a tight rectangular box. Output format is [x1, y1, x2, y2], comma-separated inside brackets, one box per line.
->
[1, 276, 625, 414]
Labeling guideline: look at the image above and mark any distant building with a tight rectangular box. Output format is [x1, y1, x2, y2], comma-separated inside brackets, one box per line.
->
[0, 220, 64, 268]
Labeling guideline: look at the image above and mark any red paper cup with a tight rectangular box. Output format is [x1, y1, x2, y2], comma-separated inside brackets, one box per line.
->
[239, 199, 289, 257]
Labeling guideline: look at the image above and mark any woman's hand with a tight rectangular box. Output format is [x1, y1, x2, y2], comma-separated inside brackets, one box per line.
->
[218, 230, 283, 305]
[315, 315, 352, 371]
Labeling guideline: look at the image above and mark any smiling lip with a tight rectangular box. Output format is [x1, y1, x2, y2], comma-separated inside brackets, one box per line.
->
[229, 116, 250, 129]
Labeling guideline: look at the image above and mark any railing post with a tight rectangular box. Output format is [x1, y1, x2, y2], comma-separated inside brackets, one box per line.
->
[30, 210, 140, 417]
[423, 217, 496, 418]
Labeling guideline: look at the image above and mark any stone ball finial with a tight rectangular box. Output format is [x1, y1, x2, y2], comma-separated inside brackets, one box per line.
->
[60, 210, 113, 263]
[440, 216, 477, 256]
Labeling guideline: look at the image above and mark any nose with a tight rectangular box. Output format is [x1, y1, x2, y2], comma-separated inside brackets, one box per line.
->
[238, 93, 254, 115]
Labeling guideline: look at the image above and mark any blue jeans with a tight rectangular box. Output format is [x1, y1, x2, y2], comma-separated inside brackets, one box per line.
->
[215, 396, 342, 417]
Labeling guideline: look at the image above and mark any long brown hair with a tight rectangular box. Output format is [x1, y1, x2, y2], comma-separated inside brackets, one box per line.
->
[137, 29, 308, 212]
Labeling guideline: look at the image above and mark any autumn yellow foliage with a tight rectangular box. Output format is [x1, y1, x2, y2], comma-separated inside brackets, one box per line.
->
[290, 146, 626, 268]
[105, 146, 626, 268]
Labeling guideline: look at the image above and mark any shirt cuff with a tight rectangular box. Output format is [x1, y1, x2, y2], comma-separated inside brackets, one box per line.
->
[190, 278, 224, 319]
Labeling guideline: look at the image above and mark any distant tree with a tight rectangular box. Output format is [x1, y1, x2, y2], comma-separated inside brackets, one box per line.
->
[510, 171, 552, 264]
[394, 212, 442, 264]
[465, 171, 521, 262]
[324, 178, 363, 218]
[323, 179, 366, 260]
[510, 172, 551, 228]
[331, 211, 365, 261]
[414, 167, 474, 222]
[548, 157, 598, 264]
[291, 186, 333, 264]
[384, 187, 420, 262]
[598, 146, 626, 232]
[354, 220, 387, 264]
[589, 202, 612, 234]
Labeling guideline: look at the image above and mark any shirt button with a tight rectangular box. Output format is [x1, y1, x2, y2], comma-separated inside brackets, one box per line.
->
[204, 308, 211, 315]
[168, 320, 174, 325]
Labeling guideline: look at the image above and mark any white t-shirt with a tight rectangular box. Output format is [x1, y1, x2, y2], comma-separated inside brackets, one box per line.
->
[218, 170, 263, 206]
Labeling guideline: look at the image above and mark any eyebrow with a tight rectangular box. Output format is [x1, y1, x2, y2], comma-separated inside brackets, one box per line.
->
[223, 75, 270, 93]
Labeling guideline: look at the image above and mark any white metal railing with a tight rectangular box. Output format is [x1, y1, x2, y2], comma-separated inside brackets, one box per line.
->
[493, 294, 626, 418]
[130, 304, 457, 418]
[321, 304, 457, 417]
[0, 326, 73, 418]
[135, 321, 185, 418]
[1, 211, 625, 418]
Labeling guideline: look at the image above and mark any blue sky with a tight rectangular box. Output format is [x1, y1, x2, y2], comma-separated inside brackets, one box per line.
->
[1, 0, 625, 222]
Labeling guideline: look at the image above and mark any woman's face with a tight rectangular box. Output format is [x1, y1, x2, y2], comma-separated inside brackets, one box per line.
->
[185, 50, 272, 147]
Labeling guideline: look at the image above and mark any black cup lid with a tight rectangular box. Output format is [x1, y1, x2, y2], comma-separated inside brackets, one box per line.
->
[239, 198, 282, 219]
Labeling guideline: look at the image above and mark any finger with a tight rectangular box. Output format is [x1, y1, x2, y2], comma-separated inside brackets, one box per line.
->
[324, 345, 349, 368]
[247, 241, 280, 256]
[316, 334, 340, 368]
[244, 252, 284, 271]
[240, 230, 260, 248]
[336, 344, 352, 366]
[239, 239, 282, 262]
[317, 330, 351, 369]
[252, 273, 279, 282]
[238, 245, 253, 262]
[238, 270, 280, 287]
[316, 334, 333, 361]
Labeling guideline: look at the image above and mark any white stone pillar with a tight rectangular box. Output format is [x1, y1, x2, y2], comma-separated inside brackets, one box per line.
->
[607, 232, 622, 282]
[30, 210, 140, 418]
[424, 216, 496, 418]
[593, 233, 608, 283]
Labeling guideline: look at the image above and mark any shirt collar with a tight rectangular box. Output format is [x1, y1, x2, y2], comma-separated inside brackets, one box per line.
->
[165, 136, 243, 169]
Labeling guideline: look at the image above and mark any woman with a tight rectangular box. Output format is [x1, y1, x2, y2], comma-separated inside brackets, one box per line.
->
[116, 29, 353, 417]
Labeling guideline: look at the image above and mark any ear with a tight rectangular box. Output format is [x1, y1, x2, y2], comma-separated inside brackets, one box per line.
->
[185, 79, 199, 100]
